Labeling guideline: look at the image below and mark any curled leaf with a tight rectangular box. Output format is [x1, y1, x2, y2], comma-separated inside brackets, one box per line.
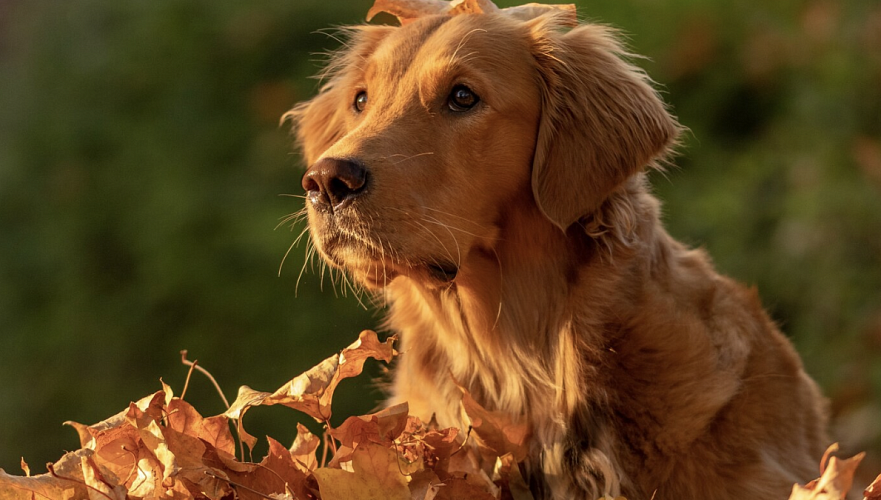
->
[457, 385, 530, 461]
[289, 423, 321, 471]
[0, 449, 99, 500]
[865, 472, 881, 499]
[224, 330, 396, 438]
[501, 2, 576, 26]
[367, 0, 576, 26]
[788, 444, 865, 500]
[367, 0, 449, 24]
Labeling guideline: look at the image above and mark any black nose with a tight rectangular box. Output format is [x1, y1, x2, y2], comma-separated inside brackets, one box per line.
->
[301, 158, 367, 210]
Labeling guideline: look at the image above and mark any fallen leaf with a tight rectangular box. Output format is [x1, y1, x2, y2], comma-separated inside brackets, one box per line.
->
[290, 423, 321, 471]
[408, 469, 441, 500]
[433, 474, 497, 500]
[788, 444, 865, 500]
[80, 454, 126, 500]
[313, 443, 410, 500]
[0, 449, 97, 500]
[221, 437, 311, 500]
[864, 472, 881, 499]
[366, 0, 575, 26]
[331, 403, 410, 450]
[493, 453, 535, 500]
[458, 386, 530, 461]
[224, 331, 396, 452]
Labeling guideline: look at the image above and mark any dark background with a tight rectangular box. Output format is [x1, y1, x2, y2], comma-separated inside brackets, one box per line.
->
[1, 0, 880, 481]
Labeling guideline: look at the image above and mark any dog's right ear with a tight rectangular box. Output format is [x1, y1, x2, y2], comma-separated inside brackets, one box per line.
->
[283, 26, 394, 165]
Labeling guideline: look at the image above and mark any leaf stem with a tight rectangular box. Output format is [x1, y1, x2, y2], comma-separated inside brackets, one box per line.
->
[180, 350, 230, 409]
[180, 358, 197, 401]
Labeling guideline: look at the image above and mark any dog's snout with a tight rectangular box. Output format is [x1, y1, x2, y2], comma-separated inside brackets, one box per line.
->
[302, 158, 367, 210]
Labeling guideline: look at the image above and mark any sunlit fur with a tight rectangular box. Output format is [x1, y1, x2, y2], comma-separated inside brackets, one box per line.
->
[286, 11, 828, 500]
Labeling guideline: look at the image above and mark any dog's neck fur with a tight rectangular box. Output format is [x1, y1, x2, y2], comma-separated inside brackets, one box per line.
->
[387, 175, 655, 411]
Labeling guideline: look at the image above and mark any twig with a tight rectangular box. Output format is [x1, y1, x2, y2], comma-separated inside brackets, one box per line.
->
[180, 358, 197, 401]
[325, 421, 339, 456]
[392, 440, 413, 477]
[450, 425, 473, 456]
[120, 445, 140, 486]
[320, 433, 330, 468]
[180, 350, 230, 409]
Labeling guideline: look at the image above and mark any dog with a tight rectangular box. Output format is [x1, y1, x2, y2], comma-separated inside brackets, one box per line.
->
[286, 0, 829, 498]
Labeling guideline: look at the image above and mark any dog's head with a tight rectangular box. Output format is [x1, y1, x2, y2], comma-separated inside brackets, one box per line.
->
[287, 2, 679, 290]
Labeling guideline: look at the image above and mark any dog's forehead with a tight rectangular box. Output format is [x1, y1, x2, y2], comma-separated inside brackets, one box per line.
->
[367, 14, 522, 80]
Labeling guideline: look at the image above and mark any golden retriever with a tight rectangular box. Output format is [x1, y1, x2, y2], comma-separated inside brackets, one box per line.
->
[286, 0, 829, 498]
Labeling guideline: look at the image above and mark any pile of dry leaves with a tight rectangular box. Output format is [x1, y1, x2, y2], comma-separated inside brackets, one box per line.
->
[0, 330, 878, 500]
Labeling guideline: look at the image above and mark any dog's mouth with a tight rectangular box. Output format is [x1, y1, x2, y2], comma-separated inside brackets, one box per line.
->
[426, 262, 458, 282]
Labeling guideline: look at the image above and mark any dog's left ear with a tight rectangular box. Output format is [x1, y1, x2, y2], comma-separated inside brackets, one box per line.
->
[285, 87, 348, 166]
[528, 17, 681, 231]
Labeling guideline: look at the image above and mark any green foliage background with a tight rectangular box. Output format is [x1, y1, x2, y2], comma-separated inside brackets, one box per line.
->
[1, 0, 879, 477]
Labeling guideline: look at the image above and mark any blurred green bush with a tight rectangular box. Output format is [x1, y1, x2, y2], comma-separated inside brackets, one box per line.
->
[1, 0, 879, 477]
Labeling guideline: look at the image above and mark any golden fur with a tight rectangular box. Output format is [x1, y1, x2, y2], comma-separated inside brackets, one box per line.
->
[287, 10, 828, 500]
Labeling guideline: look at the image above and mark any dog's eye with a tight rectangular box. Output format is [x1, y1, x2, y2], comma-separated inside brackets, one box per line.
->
[354, 91, 368, 113]
[448, 85, 479, 112]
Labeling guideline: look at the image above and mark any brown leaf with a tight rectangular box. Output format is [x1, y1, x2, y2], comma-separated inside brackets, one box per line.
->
[408, 469, 441, 500]
[167, 398, 237, 456]
[80, 455, 126, 500]
[63, 390, 164, 450]
[126, 446, 164, 498]
[864, 472, 881, 499]
[221, 437, 311, 500]
[290, 423, 321, 471]
[433, 474, 497, 500]
[0, 451, 93, 500]
[500, 3, 577, 26]
[420, 427, 461, 461]
[493, 453, 535, 500]
[366, 0, 448, 23]
[367, 0, 575, 26]
[333, 330, 396, 386]
[200, 415, 238, 456]
[91, 425, 141, 486]
[314, 443, 410, 500]
[224, 331, 396, 452]
[458, 386, 530, 461]
[331, 416, 384, 450]
[331, 403, 410, 450]
[266, 355, 339, 421]
[788, 444, 865, 500]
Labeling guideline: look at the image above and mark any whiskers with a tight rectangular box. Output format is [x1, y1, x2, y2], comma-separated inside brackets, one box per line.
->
[276, 204, 316, 298]
[388, 152, 434, 165]
[276, 203, 376, 308]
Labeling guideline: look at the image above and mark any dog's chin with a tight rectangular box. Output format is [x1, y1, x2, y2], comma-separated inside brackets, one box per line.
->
[313, 232, 459, 290]
[331, 250, 459, 290]
[346, 260, 459, 291]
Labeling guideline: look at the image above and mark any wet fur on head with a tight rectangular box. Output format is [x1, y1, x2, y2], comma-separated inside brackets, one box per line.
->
[287, 9, 828, 500]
